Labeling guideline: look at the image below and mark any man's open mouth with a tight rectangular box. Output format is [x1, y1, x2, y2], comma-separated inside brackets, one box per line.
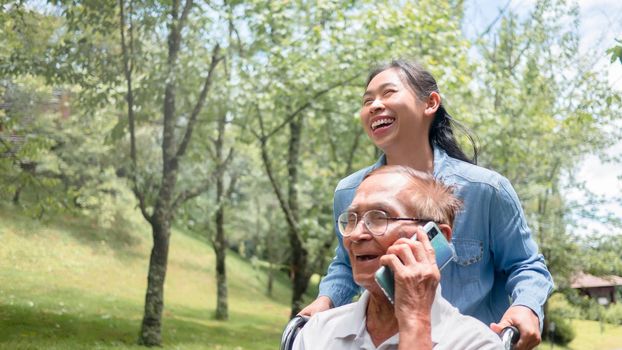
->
[356, 254, 379, 261]
[371, 118, 395, 131]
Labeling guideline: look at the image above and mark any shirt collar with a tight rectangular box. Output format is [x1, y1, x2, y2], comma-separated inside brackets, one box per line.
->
[372, 153, 387, 170]
[333, 288, 451, 346]
[333, 292, 370, 339]
[432, 144, 448, 178]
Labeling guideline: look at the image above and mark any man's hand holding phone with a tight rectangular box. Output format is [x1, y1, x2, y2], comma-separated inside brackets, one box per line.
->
[375, 222, 455, 304]
[378, 226, 441, 346]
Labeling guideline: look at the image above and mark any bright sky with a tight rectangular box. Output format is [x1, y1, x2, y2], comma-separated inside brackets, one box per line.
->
[464, 0, 622, 234]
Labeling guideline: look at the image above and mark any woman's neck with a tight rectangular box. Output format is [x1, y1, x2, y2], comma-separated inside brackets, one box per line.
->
[365, 294, 399, 347]
[384, 140, 434, 173]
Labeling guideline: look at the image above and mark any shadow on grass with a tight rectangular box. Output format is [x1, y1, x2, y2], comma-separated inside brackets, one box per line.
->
[48, 213, 143, 259]
[0, 202, 143, 260]
[0, 302, 284, 350]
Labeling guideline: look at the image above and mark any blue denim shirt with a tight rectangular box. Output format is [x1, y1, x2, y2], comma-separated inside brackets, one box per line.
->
[318, 147, 554, 327]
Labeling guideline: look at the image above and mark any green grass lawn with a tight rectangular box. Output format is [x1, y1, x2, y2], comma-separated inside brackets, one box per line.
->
[0, 204, 296, 349]
[537, 319, 622, 350]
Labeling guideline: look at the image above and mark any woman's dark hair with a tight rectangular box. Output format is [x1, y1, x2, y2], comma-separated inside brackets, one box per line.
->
[366, 60, 478, 164]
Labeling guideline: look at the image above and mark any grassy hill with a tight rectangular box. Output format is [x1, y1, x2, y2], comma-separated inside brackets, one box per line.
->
[0, 203, 295, 349]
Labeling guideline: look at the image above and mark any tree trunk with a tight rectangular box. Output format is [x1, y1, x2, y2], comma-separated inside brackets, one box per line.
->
[214, 178, 228, 320]
[12, 184, 22, 205]
[267, 261, 274, 297]
[265, 230, 274, 297]
[286, 116, 310, 317]
[289, 231, 309, 317]
[138, 215, 171, 346]
[541, 300, 550, 341]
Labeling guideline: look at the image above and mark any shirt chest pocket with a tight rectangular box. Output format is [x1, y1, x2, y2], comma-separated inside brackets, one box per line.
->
[453, 239, 483, 266]
[452, 239, 484, 284]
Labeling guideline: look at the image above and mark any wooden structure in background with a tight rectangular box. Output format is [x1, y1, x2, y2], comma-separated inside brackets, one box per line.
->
[571, 273, 622, 305]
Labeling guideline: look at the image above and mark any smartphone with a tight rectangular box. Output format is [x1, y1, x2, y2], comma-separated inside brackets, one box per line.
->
[374, 221, 456, 304]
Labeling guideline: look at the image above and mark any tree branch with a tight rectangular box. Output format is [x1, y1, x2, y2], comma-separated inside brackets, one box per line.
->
[120, 0, 152, 223]
[172, 181, 211, 211]
[477, 0, 512, 40]
[263, 73, 359, 140]
[343, 126, 364, 177]
[133, 187, 154, 224]
[179, 0, 193, 31]
[256, 110, 299, 231]
[175, 44, 223, 159]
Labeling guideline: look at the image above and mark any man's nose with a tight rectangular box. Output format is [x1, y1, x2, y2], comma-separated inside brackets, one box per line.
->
[348, 220, 373, 241]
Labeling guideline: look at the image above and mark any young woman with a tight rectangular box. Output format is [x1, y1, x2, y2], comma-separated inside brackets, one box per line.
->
[299, 60, 553, 350]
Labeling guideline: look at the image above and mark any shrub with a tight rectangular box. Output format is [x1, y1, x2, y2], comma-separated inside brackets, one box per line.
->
[545, 293, 577, 345]
[548, 292, 581, 319]
[604, 303, 622, 325]
[547, 313, 576, 346]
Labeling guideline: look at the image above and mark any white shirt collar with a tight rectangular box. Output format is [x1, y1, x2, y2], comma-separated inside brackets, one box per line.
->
[332, 287, 454, 347]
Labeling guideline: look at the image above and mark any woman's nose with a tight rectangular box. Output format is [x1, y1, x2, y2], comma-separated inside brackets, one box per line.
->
[369, 98, 384, 114]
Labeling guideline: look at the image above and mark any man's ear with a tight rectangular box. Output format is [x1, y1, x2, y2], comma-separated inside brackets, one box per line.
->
[438, 223, 452, 241]
[424, 91, 441, 117]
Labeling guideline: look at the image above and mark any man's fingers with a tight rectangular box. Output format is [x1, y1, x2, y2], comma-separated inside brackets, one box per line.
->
[416, 227, 436, 264]
[386, 241, 417, 266]
[489, 321, 510, 334]
[379, 253, 403, 271]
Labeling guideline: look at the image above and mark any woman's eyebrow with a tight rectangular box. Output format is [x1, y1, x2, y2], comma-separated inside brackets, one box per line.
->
[363, 82, 398, 97]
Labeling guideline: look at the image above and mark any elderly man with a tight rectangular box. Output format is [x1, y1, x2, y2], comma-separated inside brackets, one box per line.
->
[293, 166, 503, 349]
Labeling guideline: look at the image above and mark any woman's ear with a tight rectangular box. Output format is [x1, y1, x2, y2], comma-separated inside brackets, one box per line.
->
[438, 223, 452, 241]
[425, 91, 441, 117]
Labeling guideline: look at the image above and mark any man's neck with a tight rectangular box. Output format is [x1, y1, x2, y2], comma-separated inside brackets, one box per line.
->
[365, 294, 399, 347]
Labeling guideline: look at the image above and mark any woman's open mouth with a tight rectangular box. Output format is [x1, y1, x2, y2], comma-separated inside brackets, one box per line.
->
[371, 117, 395, 133]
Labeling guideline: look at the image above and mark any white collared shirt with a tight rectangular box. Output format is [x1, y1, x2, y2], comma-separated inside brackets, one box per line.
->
[293, 287, 503, 350]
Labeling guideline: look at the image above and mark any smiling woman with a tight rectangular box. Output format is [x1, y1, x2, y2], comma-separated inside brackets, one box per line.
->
[299, 60, 554, 350]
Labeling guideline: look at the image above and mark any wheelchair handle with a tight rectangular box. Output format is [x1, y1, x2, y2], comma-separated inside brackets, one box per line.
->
[280, 315, 309, 350]
[500, 326, 520, 350]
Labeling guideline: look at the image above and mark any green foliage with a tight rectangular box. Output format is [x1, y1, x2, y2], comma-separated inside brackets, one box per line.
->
[607, 39, 622, 64]
[579, 234, 622, 277]
[547, 312, 576, 346]
[471, 0, 622, 289]
[548, 292, 582, 319]
[603, 302, 622, 325]
[545, 293, 579, 345]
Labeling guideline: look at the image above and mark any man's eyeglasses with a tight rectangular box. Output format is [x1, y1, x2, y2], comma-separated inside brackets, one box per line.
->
[337, 209, 433, 237]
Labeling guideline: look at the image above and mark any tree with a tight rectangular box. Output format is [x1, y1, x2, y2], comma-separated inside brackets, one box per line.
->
[1, 6, 124, 220]
[470, 0, 622, 337]
[115, 0, 225, 344]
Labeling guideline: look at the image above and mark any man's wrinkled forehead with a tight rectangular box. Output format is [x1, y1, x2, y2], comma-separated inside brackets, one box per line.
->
[350, 172, 412, 211]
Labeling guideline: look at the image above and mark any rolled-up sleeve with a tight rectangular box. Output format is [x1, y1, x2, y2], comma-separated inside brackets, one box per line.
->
[489, 177, 554, 328]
